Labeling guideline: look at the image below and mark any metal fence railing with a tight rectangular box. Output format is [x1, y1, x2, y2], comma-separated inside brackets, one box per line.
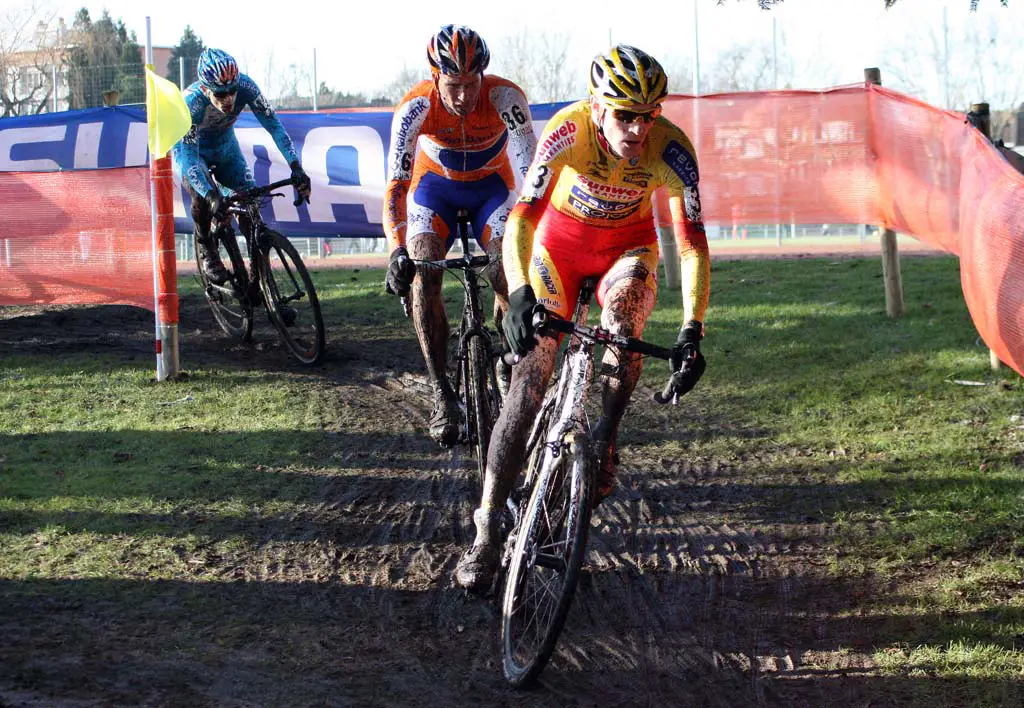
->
[2, 60, 204, 115]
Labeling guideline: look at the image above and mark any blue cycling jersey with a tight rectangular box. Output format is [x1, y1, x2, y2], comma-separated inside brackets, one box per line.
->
[171, 73, 299, 199]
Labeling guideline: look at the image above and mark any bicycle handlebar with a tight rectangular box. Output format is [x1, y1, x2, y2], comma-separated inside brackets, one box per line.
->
[502, 309, 690, 403]
[227, 177, 306, 208]
[414, 254, 492, 271]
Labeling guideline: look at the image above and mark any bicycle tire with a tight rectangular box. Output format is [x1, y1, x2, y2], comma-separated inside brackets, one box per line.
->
[255, 230, 326, 365]
[501, 429, 595, 688]
[195, 229, 253, 341]
[466, 334, 499, 495]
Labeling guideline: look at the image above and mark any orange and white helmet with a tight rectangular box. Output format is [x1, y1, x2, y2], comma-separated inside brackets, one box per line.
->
[427, 24, 490, 76]
[589, 45, 668, 112]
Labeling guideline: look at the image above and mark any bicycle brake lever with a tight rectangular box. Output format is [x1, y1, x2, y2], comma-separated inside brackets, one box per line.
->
[653, 371, 684, 405]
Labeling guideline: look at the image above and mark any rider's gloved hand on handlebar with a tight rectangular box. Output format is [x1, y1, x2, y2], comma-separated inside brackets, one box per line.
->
[289, 160, 311, 202]
[670, 320, 707, 396]
[385, 246, 416, 297]
[206, 191, 227, 221]
[504, 285, 541, 357]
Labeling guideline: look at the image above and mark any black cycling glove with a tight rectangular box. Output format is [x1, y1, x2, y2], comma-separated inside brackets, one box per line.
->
[385, 246, 416, 297]
[504, 285, 540, 357]
[670, 320, 706, 396]
[289, 160, 311, 202]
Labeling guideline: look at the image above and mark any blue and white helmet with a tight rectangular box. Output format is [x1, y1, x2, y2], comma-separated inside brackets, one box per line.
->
[197, 48, 239, 93]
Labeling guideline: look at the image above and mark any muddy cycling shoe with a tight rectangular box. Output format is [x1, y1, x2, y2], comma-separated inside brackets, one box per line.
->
[454, 541, 500, 594]
[594, 439, 621, 506]
[196, 238, 231, 285]
[428, 391, 460, 448]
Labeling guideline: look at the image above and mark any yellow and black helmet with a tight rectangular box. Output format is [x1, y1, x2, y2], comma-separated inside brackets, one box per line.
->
[589, 45, 668, 111]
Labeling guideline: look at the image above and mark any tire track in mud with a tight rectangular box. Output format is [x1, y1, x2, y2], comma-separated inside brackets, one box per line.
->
[317, 365, 844, 705]
[522, 448, 846, 707]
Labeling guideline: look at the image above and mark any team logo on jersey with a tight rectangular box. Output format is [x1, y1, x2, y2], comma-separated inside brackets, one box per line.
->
[568, 187, 642, 220]
[537, 120, 578, 162]
[575, 175, 643, 200]
[531, 254, 559, 296]
[663, 140, 699, 187]
[395, 99, 429, 151]
[684, 185, 703, 223]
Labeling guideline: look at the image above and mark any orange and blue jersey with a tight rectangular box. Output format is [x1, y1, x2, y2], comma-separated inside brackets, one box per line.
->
[504, 100, 710, 324]
[383, 75, 537, 251]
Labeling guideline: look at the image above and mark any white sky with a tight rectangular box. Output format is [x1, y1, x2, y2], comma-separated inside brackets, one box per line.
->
[45, 0, 1024, 102]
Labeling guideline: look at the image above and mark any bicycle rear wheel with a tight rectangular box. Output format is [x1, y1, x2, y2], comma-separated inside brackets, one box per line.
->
[255, 230, 326, 365]
[195, 229, 253, 341]
[466, 334, 499, 494]
[501, 429, 595, 688]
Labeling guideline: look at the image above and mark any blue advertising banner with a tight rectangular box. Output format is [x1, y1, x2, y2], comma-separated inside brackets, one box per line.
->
[0, 102, 569, 237]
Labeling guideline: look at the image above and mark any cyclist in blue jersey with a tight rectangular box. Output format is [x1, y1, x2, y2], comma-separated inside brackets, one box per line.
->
[172, 48, 311, 284]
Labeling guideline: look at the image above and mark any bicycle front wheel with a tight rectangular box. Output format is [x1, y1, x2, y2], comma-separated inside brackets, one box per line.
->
[466, 334, 499, 494]
[501, 429, 595, 688]
[195, 229, 253, 341]
[255, 230, 326, 365]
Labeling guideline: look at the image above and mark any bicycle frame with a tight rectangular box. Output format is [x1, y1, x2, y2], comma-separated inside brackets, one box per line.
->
[224, 179, 294, 284]
[528, 286, 595, 478]
[198, 177, 326, 365]
[450, 215, 499, 405]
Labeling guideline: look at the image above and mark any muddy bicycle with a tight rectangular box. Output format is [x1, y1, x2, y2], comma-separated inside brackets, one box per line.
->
[195, 177, 326, 365]
[405, 209, 504, 492]
[499, 277, 692, 687]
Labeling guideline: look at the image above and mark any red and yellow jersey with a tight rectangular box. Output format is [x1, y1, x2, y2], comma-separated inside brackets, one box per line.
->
[383, 75, 537, 250]
[504, 99, 710, 325]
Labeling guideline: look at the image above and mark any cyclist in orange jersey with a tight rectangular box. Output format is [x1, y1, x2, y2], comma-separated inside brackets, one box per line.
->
[383, 24, 537, 448]
[455, 45, 711, 592]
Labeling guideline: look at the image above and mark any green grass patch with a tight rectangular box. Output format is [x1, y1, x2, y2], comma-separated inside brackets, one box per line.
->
[3, 254, 1024, 687]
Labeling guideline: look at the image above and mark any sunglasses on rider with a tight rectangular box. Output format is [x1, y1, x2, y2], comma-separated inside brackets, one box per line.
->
[211, 88, 237, 99]
[611, 106, 662, 124]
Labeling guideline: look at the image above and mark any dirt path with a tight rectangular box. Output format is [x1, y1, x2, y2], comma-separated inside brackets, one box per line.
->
[1, 293, 903, 708]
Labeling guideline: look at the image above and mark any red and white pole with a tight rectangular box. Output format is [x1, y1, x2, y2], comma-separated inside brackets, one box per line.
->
[147, 17, 180, 380]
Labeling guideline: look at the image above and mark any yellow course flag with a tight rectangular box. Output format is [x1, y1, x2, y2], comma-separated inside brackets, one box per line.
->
[144, 64, 191, 158]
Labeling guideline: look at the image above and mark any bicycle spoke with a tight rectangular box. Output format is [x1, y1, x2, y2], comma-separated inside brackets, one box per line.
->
[257, 231, 325, 365]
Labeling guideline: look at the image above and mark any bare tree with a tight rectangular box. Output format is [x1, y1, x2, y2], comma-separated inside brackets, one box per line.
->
[705, 37, 793, 93]
[380, 65, 429, 105]
[0, 1, 61, 116]
[883, 13, 1024, 138]
[663, 56, 695, 95]
[493, 30, 581, 103]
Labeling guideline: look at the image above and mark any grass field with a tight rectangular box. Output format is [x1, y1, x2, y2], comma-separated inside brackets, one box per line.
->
[2, 254, 1023, 706]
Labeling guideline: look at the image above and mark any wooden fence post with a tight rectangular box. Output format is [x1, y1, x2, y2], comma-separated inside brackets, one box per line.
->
[653, 189, 681, 290]
[968, 101, 1003, 370]
[865, 68, 905, 319]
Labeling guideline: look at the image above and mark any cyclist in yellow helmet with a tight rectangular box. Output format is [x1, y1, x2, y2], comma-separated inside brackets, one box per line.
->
[455, 45, 711, 592]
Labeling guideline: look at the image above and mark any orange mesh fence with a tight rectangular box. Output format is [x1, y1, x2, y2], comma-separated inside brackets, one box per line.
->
[959, 130, 1024, 374]
[657, 84, 1022, 374]
[0, 167, 153, 309]
[658, 84, 968, 249]
[2, 85, 1022, 373]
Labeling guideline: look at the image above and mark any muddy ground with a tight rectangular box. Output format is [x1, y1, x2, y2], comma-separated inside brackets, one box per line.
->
[0, 275, 982, 708]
